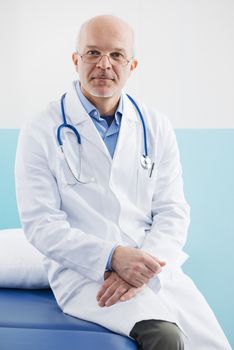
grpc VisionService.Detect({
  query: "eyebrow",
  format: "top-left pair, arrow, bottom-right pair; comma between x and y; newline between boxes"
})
84,45 -> 126,53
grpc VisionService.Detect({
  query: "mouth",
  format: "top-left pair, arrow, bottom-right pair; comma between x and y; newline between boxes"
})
91,76 -> 115,81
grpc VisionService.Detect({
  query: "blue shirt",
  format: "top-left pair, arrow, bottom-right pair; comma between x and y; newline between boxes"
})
75,81 -> 120,270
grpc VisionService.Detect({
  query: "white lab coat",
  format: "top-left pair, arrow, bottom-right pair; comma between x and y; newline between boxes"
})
15,81 -> 231,349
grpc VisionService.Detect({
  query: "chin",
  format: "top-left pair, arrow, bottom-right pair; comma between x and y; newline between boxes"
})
89,88 -> 115,98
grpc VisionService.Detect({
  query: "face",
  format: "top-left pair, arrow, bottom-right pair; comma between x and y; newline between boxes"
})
72,18 -> 138,102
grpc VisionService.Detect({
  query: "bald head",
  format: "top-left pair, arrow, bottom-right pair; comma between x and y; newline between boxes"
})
76,15 -> 135,57
72,15 -> 138,105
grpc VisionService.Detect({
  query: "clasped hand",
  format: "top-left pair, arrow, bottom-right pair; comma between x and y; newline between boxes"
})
97,246 -> 166,307
97,271 -> 144,307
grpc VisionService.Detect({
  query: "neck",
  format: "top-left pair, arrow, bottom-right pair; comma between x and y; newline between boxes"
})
90,97 -> 119,116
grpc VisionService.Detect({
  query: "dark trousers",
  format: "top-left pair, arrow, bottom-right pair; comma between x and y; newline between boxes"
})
130,319 -> 184,350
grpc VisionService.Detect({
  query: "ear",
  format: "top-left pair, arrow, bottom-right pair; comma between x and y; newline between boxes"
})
127,58 -> 138,78
72,52 -> 79,71
130,58 -> 138,72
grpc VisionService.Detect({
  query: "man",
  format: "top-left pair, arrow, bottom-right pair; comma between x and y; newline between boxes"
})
15,15 -> 231,349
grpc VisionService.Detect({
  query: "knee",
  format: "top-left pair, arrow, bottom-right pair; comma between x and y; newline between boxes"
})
156,321 -> 184,348
130,319 -> 184,350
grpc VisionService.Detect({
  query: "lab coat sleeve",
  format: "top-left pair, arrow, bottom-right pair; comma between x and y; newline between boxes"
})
141,116 -> 190,268
15,121 -> 116,284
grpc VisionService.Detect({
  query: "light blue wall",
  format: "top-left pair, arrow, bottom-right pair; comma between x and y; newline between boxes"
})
0,130 -> 20,228
176,130 -> 234,347
0,129 -> 233,347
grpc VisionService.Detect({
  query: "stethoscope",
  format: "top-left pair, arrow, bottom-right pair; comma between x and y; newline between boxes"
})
57,93 -> 154,183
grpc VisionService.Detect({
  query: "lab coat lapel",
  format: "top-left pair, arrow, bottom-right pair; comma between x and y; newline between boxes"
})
110,93 -> 141,244
112,92 -> 140,169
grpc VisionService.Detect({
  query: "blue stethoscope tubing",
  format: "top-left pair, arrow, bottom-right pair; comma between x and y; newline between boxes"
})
126,94 -> 148,161
57,93 -> 81,146
57,92 -> 153,172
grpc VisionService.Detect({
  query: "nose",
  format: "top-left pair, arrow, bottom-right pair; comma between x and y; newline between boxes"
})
96,55 -> 112,69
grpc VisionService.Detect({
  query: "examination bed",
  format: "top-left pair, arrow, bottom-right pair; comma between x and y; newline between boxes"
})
0,288 -> 137,349
0,129 -> 233,349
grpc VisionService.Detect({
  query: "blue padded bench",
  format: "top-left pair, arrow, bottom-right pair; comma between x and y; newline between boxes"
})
0,129 -> 233,348
0,289 -> 137,349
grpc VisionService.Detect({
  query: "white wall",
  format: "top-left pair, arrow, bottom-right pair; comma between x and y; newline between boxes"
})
0,0 -> 233,128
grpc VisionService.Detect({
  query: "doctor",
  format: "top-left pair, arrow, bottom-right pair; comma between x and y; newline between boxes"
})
15,15 -> 231,350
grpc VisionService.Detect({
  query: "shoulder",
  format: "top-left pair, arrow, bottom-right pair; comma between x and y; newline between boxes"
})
17,99 -> 62,158
124,92 -> 172,130
131,98 -> 175,141
140,103 -> 172,128
130,99 -> 179,161
20,99 -> 61,136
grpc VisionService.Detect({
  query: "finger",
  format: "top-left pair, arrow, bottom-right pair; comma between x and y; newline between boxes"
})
120,286 -> 143,302
120,289 -> 136,302
105,284 -> 129,307
98,281 -> 120,307
96,277 -> 115,301
150,255 -> 166,267
140,268 -> 156,279
124,273 -> 149,288
145,258 -> 164,274
138,274 -> 150,285
128,278 -> 143,288
132,271 -> 151,286
97,284 -> 108,301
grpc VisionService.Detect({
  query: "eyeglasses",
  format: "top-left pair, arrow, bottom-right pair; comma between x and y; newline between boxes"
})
78,50 -> 133,66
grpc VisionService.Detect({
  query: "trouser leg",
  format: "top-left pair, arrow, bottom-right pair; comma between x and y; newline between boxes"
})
130,319 -> 184,350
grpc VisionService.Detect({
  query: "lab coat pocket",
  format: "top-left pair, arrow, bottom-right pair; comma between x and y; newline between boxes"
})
136,164 -> 157,209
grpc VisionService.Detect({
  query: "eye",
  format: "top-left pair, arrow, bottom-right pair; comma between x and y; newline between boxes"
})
86,50 -> 101,56
110,52 -> 125,60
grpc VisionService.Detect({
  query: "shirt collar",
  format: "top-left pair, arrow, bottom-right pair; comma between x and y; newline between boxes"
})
75,81 -> 122,126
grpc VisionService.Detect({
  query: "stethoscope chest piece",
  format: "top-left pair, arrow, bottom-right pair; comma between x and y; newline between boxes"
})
140,155 -> 152,169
